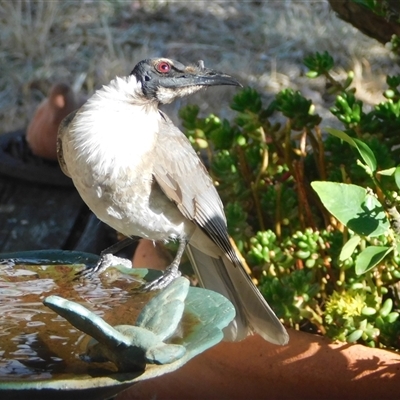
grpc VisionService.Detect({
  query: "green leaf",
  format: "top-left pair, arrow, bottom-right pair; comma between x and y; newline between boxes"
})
379,298 -> 393,317
339,235 -> 361,261
311,181 -> 390,237
326,128 -> 377,172
353,138 -> 377,172
306,71 -> 319,78
355,246 -> 393,275
347,329 -> 363,343
387,312 -> 399,323
361,306 -> 376,316
359,318 -> 368,330
394,166 -> 400,190
378,167 -> 396,176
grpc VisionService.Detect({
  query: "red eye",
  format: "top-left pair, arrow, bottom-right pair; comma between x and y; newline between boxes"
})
156,61 -> 171,73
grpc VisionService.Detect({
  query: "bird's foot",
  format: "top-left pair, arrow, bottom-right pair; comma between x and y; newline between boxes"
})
0,258 -> 16,267
142,264 -> 182,291
77,254 -> 133,280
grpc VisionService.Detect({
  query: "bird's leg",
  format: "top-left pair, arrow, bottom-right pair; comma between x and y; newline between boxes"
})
142,239 -> 186,291
78,236 -> 139,279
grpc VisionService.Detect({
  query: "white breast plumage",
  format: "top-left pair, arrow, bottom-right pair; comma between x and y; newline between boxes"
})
61,75 -> 187,240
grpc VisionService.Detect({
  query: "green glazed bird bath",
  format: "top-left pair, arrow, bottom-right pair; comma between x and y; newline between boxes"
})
0,250 -> 235,400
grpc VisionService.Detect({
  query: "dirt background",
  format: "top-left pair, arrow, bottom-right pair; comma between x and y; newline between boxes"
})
1,0 -> 399,135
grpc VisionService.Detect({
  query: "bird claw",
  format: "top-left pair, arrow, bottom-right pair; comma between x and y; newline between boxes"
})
0,258 -> 16,267
142,265 -> 182,291
77,254 -> 133,280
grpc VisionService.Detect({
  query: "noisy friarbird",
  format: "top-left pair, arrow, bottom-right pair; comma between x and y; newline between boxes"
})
58,58 -> 288,345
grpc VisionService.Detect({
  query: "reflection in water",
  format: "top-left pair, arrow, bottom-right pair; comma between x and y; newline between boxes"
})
0,264 -> 151,381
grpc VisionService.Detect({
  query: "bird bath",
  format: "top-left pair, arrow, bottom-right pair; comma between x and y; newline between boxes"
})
0,250 -> 235,400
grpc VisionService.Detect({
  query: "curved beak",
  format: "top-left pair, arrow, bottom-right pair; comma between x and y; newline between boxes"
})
165,64 -> 242,89
190,70 -> 242,87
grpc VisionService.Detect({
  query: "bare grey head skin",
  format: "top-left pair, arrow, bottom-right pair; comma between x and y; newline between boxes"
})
130,58 -> 241,104
58,57 -> 289,346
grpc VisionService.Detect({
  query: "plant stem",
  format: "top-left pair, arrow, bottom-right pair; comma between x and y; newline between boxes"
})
236,145 -> 266,231
275,182 -> 282,239
315,126 -> 327,180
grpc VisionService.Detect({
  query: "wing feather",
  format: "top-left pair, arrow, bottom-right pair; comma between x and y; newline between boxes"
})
153,112 -> 242,265
57,109 -> 79,177
153,114 -> 222,219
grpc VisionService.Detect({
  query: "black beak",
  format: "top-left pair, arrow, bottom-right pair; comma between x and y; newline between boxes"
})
165,66 -> 242,89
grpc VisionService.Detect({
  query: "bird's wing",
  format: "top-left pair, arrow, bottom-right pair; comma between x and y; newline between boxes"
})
153,114 -> 289,345
57,109 -> 79,177
153,113 -> 238,261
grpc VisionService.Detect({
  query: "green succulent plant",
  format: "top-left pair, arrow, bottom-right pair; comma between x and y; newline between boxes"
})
178,50 -> 400,350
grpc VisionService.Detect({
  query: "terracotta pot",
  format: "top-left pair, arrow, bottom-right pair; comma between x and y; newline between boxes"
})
26,83 -> 82,160
116,329 -> 400,400
132,239 -> 172,271
122,240 -> 400,400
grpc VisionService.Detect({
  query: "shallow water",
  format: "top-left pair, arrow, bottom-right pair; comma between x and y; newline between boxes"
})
0,263 -> 154,381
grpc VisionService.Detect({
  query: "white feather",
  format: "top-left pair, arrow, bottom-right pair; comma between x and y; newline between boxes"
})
62,75 -> 191,241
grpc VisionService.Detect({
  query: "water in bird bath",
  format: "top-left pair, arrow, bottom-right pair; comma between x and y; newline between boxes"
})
0,262 -> 158,381
0,251 -> 235,400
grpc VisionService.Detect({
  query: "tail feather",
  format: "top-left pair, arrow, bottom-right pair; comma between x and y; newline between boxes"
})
186,244 -> 289,345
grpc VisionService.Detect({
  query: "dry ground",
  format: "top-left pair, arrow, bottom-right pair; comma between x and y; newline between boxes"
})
0,0 -> 399,134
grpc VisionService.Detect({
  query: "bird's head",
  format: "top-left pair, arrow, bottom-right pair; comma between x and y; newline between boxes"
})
130,58 -> 241,104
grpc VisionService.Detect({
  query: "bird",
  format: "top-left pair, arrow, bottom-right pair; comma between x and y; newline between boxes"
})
57,58 -> 289,345
26,83 -> 80,160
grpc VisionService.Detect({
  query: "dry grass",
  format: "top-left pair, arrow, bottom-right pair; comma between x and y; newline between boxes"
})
1,0 -> 399,134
